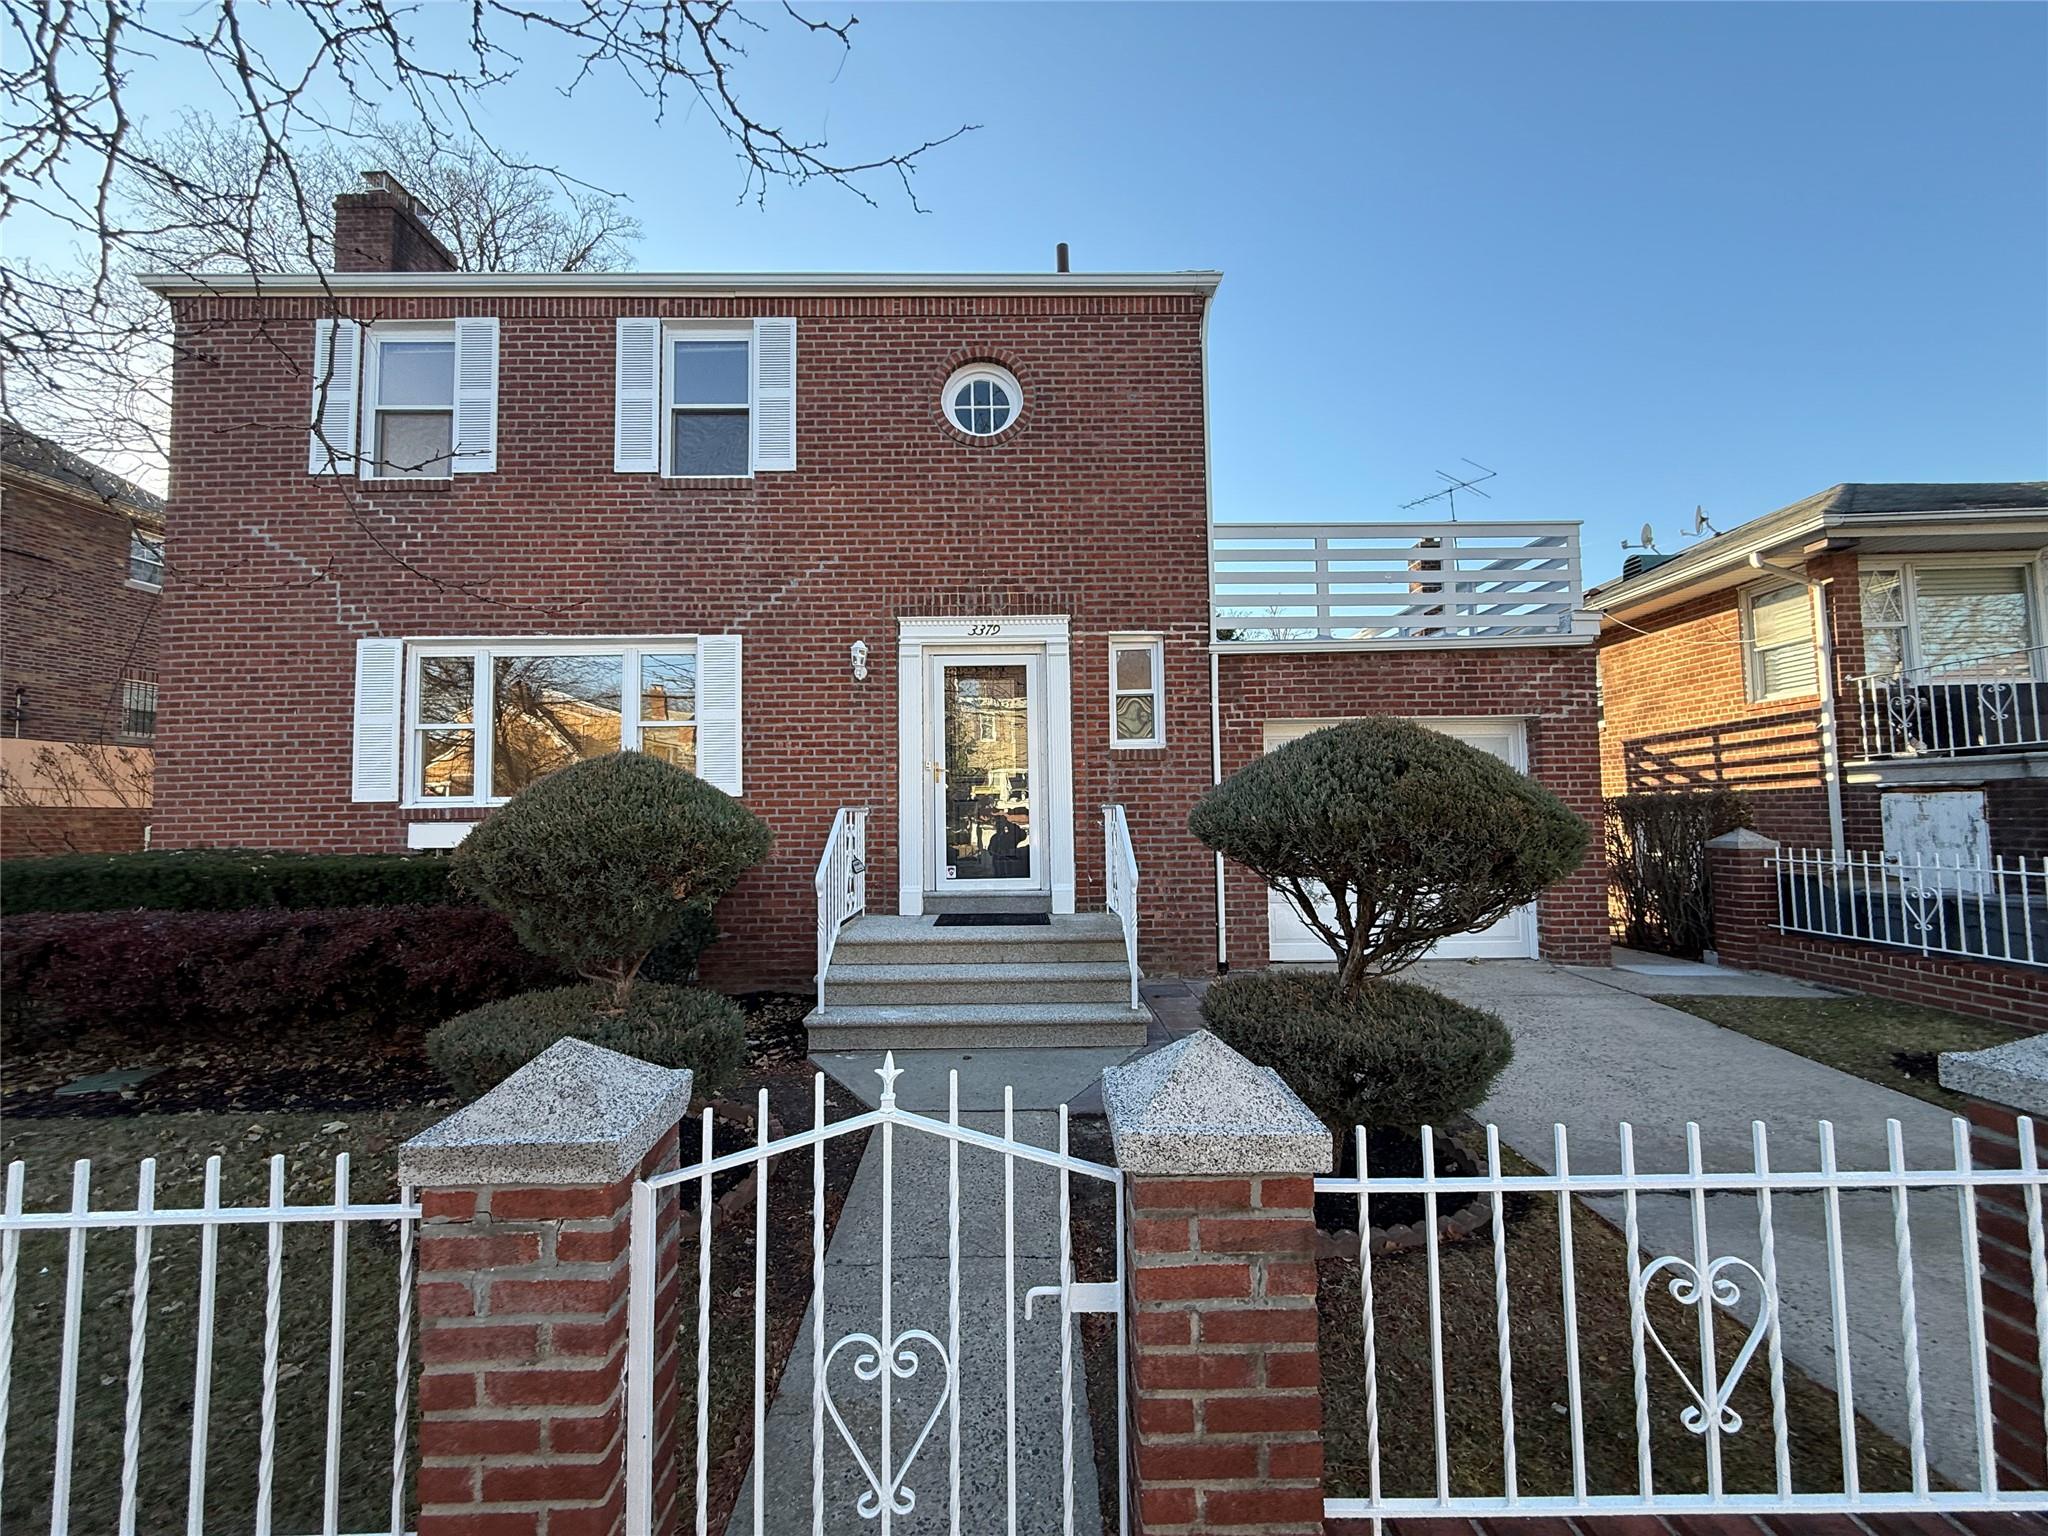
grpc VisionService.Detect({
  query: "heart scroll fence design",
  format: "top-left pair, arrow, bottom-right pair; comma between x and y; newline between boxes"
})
1637,1254 -> 1776,1436
820,1328 -> 955,1520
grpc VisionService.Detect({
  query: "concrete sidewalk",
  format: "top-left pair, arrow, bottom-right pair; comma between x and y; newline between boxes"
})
1414,958 -> 1981,1492
730,1055 -> 1112,1536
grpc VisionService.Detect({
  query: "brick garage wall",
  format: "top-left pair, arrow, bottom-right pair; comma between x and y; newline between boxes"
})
0,469 -> 160,746
155,292 -> 1221,985
1215,646 -> 1609,968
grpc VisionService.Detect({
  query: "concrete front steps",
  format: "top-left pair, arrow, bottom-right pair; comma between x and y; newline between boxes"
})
805,913 -> 1151,1050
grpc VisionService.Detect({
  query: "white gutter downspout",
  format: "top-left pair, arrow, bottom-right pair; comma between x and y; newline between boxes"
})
1811,577 -> 1847,860
1200,295 -> 1228,973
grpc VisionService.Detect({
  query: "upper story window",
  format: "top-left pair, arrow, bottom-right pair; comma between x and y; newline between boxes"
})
1863,560 -> 2039,678
119,674 -> 158,740
368,329 -> 455,478
127,528 -> 165,589
1109,635 -> 1165,748
945,364 -> 1022,437
667,333 -> 751,478
1742,581 -> 1818,702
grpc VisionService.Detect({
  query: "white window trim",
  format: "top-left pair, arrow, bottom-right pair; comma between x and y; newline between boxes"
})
402,636 -> 699,807
126,528 -> 165,591
1108,634 -> 1166,749
660,323 -> 752,480
943,362 -> 1023,437
359,320 -> 457,482
1740,579 -> 1818,703
1856,554 -> 2046,677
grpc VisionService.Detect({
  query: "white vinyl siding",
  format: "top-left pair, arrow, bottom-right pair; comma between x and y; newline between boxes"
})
1744,581 -> 1818,701
308,318 -> 362,474
374,636 -> 745,805
614,318 -> 798,476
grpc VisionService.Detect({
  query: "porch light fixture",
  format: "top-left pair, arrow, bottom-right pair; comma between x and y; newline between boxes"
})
850,640 -> 870,682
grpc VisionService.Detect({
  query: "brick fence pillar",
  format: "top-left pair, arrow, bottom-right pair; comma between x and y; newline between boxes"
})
1941,1038 -> 2048,1493
398,1038 -> 691,1536
1102,1030 -> 1334,1535
1704,826 -> 1781,970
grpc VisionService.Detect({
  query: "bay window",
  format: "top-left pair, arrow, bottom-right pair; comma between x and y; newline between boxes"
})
406,641 -> 697,804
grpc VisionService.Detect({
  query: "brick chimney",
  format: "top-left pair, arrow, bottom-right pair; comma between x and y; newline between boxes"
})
331,171 -> 458,274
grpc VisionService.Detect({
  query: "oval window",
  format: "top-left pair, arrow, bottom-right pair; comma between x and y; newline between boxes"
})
944,365 -> 1022,437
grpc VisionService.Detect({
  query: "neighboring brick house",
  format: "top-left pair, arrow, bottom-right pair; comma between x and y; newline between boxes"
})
141,177 -> 1606,1023
1593,482 -> 2048,1019
0,422 -> 164,856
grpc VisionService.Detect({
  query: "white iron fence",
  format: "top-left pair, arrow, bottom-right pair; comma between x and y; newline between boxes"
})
1210,520 -> 1587,646
1318,1115 -> 2048,1520
1775,846 -> 2047,968
814,806 -> 868,1010
624,1058 -> 1125,1536
1101,804 -> 1140,1010
0,1153 -> 418,1535
1853,645 -> 2048,760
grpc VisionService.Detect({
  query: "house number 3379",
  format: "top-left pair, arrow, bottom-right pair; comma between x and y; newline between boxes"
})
968,623 -> 1001,637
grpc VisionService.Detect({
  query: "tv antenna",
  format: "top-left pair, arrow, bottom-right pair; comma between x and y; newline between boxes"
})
1683,504 -> 1721,539
1399,459 -> 1497,520
1621,521 -> 1658,553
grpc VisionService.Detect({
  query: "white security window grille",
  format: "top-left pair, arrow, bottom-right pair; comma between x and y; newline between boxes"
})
126,528 -> 164,589
1108,637 -> 1164,747
665,332 -> 750,478
404,641 -> 702,805
1744,581 -> 1817,701
365,329 -> 455,478
119,675 -> 158,739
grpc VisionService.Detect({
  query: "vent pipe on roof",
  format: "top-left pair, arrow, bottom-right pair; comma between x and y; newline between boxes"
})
1055,242 -> 1070,274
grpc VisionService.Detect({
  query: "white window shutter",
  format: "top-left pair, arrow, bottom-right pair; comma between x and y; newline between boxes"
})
351,638 -> 404,802
451,316 -> 499,474
750,317 -> 797,472
308,318 -> 362,474
695,634 -> 743,795
614,317 -> 662,472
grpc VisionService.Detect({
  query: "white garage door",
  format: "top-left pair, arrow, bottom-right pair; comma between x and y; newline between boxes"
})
1264,717 -> 1540,963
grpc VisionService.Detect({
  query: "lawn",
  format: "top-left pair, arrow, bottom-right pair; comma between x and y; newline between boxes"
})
1317,1137 -> 1922,1504
1652,993 -> 2031,1111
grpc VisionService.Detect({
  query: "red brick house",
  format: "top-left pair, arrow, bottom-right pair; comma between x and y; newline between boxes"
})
141,179 -> 1606,1038
0,422 -> 164,856
1593,482 -> 2048,1021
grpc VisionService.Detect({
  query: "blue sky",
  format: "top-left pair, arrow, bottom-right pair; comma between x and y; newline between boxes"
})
39,3 -> 2048,578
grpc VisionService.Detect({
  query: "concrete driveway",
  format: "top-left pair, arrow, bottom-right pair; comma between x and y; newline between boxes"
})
1413,958 -> 1986,1494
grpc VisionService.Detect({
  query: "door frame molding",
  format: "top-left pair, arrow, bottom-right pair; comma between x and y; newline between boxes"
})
897,614 -> 1074,916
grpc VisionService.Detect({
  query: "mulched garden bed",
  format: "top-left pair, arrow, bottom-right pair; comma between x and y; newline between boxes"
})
0,990 -> 818,1118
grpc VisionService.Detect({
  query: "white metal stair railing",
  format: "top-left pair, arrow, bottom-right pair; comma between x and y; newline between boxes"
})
814,807 -> 868,1011
623,1055 -> 1127,1536
1102,804 -> 1140,1010
1317,1115 -> 2048,1520
0,1153 -> 419,1536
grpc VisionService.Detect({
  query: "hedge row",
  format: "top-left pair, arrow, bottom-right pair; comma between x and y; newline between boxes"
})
1,905 -> 558,1043
0,848 -> 461,915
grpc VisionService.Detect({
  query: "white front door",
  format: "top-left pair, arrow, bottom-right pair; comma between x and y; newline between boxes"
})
928,652 -> 1048,895
1263,717 -> 1541,962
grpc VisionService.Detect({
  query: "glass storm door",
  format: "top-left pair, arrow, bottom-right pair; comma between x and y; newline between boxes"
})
929,655 -> 1045,893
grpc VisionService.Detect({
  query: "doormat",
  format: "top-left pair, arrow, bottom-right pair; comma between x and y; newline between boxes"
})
933,912 -> 1051,927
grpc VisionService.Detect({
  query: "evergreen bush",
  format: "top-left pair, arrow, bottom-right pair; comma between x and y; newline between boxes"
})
426,981 -> 747,1101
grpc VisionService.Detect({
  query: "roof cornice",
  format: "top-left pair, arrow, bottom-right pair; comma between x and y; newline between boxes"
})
137,269 -> 1224,298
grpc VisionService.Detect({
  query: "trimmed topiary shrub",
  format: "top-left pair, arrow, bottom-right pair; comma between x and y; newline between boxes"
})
1190,717 -> 1587,990
1200,970 -> 1513,1132
426,981 -> 748,1102
0,847 -> 462,915
0,904 -> 557,1043
452,752 -> 772,1004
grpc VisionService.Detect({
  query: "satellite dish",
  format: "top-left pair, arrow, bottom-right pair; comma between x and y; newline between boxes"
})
1641,522 -> 1656,549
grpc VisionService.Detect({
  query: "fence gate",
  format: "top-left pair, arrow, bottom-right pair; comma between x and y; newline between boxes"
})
624,1057 -> 1126,1536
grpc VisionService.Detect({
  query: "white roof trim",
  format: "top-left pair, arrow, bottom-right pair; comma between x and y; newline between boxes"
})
138,269 -> 1224,298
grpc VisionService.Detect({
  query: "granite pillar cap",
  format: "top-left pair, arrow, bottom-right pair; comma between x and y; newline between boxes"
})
400,1037 -> 693,1188
1102,1030 -> 1333,1175
1705,827 -> 1780,851
1940,1037 -> 2048,1118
